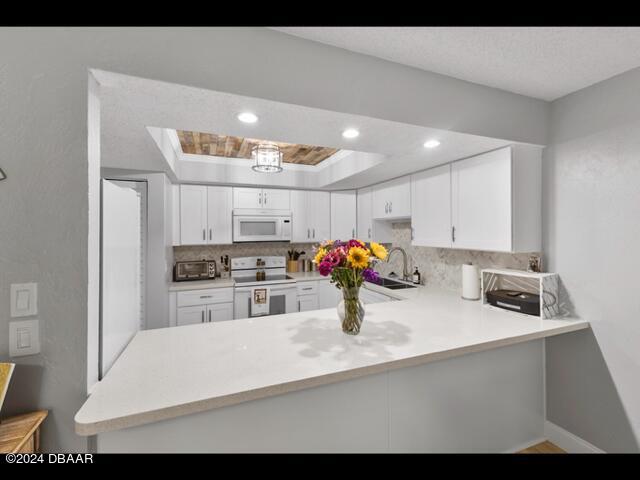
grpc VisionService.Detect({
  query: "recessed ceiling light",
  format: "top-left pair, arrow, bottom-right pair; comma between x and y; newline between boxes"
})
423,139 -> 440,149
237,112 -> 258,124
342,128 -> 359,139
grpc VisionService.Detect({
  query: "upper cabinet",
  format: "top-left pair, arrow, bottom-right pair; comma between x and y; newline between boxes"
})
233,187 -> 290,210
179,185 -> 232,245
372,176 -> 411,220
411,164 -> 453,248
291,190 -> 330,243
330,190 -> 357,241
411,146 -> 541,253
357,188 -> 392,243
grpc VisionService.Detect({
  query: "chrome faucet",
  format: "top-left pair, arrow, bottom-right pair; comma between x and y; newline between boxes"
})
386,247 -> 410,282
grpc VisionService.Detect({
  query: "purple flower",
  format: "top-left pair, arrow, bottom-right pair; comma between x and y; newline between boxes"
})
318,261 -> 333,276
362,268 -> 380,284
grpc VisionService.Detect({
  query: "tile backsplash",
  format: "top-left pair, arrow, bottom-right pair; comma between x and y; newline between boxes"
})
374,222 -> 539,292
174,222 -> 539,293
174,243 -> 317,263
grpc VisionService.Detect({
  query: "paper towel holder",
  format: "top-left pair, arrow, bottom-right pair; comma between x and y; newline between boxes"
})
461,263 -> 481,301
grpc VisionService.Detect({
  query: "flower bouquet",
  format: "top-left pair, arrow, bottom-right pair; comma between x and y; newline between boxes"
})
313,239 -> 388,335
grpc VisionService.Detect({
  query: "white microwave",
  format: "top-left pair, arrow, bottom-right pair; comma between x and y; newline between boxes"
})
232,210 -> 292,243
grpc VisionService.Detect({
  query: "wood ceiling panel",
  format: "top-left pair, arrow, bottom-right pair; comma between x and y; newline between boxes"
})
176,130 -> 339,166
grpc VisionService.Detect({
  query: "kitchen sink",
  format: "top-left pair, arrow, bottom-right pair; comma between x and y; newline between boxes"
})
368,277 -> 417,290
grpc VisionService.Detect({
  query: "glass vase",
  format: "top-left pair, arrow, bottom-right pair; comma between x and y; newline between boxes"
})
337,286 -> 365,335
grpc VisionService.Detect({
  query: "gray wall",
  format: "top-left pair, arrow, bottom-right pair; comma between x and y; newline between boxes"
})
0,27 -> 548,452
544,66 -> 640,452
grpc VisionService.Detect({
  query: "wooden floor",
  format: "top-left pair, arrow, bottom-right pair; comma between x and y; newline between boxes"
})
518,441 -> 565,453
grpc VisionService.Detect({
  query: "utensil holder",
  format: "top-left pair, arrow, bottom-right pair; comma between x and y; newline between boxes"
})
287,260 -> 299,273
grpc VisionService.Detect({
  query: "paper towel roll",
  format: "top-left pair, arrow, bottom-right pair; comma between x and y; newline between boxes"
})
461,263 -> 480,300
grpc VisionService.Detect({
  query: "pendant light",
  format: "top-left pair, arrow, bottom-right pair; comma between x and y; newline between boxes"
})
251,143 -> 283,173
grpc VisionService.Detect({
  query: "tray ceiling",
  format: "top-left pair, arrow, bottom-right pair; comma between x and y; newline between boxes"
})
177,130 -> 339,166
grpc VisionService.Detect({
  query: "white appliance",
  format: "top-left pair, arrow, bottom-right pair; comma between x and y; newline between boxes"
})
232,256 -> 297,319
100,179 -> 146,378
232,209 -> 292,243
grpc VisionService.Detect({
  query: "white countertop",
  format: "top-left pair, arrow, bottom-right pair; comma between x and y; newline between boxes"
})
286,271 -> 328,282
169,279 -> 235,291
76,285 -> 589,436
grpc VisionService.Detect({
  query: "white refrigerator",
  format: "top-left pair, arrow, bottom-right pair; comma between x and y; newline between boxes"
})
100,179 -> 147,378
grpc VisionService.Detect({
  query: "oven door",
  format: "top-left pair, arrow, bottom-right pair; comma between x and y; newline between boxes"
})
233,215 -> 290,242
234,284 -> 297,319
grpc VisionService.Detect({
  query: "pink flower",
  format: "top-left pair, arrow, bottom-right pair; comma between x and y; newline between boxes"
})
325,252 -> 343,267
318,261 -> 333,276
347,239 -> 364,249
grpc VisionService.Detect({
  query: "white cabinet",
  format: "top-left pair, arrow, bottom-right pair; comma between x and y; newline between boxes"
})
179,185 -> 232,245
409,145 -> 541,253
372,176 -> 411,220
174,287 -> 234,327
180,185 -> 208,245
318,280 -> 340,309
357,188 -> 392,244
233,187 -> 290,210
298,295 -> 319,312
176,305 -> 207,326
411,164 -> 453,248
291,190 -> 330,242
330,190 -> 357,240
360,287 -> 395,305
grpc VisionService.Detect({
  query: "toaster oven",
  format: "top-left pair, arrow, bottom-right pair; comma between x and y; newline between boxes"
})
174,260 -> 217,281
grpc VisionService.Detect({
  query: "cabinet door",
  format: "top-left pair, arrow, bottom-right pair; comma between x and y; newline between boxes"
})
262,188 -> 290,210
233,187 -> 262,209
177,305 -> 206,326
290,190 -> 310,242
411,165 -> 452,248
207,303 -> 234,323
207,186 -> 233,244
357,188 -> 373,241
298,295 -> 319,312
360,288 -> 392,304
330,190 -> 357,241
318,281 -> 340,309
180,185 -> 208,245
452,148 -> 512,252
310,191 -> 331,242
371,182 -> 390,219
387,176 -> 411,218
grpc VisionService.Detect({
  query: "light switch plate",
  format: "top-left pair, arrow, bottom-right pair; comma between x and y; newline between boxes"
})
10,283 -> 37,317
9,319 -> 40,357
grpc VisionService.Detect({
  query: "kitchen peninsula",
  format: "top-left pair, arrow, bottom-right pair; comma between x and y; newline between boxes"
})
75,282 -> 588,453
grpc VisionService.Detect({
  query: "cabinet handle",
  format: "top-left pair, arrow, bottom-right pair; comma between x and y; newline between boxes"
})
368,227 -> 371,239
389,202 -> 392,213
200,295 -> 213,299
313,228 -> 315,238
385,202 -> 388,214
202,229 -> 206,241
307,228 -> 310,239
302,287 -> 312,291
452,226 -> 456,243
264,192 -> 267,205
209,310 -> 212,322
352,228 -> 355,238
258,192 -> 262,205
209,228 -> 212,241
201,310 -> 205,323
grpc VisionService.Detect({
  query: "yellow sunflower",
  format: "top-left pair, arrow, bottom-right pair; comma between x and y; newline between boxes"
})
313,247 -> 327,264
347,246 -> 370,269
370,242 -> 388,260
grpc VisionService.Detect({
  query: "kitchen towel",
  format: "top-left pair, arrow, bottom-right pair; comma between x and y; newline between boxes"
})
461,263 -> 481,300
250,287 -> 270,317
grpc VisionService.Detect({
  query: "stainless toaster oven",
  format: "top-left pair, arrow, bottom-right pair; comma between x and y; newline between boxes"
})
174,260 -> 217,281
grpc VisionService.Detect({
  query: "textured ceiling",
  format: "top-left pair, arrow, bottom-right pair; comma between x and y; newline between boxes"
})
272,27 -> 640,100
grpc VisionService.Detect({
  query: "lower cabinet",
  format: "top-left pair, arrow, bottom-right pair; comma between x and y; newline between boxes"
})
318,280 -> 341,309
298,280 -> 341,312
298,294 -> 319,312
359,287 -> 395,305
173,287 -> 234,327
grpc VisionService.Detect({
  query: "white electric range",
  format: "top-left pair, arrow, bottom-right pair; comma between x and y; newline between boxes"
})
231,256 -> 298,319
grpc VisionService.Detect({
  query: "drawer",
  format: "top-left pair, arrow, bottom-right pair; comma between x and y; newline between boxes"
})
177,288 -> 233,307
296,281 -> 318,296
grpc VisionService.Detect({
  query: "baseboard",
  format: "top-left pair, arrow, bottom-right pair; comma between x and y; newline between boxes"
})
544,421 -> 605,453
504,436 -> 547,453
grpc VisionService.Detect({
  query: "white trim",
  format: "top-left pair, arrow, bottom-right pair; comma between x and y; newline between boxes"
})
504,437 -> 547,453
544,421 -> 605,453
